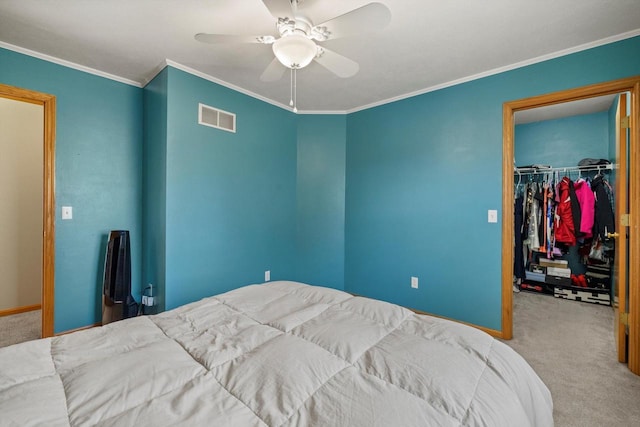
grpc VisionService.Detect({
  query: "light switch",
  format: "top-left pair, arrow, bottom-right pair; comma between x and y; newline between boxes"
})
488,209 -> 498,223
62,206 -> 73,220
411,276 -> 418,289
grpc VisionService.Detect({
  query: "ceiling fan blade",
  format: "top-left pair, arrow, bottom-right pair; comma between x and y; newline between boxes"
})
262,0 -> 294,19
260,58 -> 287,82
315,3 -> 391,40
195,33 -> 263,44
314,48 -> 359,78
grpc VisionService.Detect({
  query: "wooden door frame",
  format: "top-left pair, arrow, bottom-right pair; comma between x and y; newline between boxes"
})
501,76 -> 640,375
0,83 -> 56,338
615,93 -> 628,363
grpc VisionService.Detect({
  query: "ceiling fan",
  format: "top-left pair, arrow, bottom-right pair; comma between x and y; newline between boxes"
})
195,0 -> 391,110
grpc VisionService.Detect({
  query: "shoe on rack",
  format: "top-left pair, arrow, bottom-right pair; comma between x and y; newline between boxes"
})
578,274 -> 588,288
571,274 -> 580,287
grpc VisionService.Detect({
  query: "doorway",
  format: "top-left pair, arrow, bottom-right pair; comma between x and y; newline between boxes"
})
0,97 -> 43,327
0,83 -> 56,338
501,76 -> 640,375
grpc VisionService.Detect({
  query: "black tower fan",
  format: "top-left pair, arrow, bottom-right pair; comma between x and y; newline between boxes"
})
102,230 -> 138,324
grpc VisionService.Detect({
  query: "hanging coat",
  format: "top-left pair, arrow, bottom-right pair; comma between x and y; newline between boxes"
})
591,175 -> 615,240
574,179 -> 595,239
568,179 -> 582,239
555,177 -> 576,246
524,183 -> 541,250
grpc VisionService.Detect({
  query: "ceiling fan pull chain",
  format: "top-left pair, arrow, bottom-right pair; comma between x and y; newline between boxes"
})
289,68 -> 294,107
293,68 -> 298,113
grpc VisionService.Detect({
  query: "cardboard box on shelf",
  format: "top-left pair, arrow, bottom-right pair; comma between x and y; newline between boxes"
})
539,258 -> 569,268
547,266 -> 571,278
545,275 -> 572,287
525,271 -> 546,282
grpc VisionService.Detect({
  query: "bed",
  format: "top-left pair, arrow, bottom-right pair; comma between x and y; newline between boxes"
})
0,280 -> 553,426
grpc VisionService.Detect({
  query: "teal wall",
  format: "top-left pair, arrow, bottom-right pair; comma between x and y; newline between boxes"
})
345,84 -> 505,328
161,67 -> 298,310
515,111 -> 609,167
142,68 -> 168,311
2,34 -> 639,334
0,48 -> 143,333
295,115 -> 346,289
143,71 -> 347,309
345,36 -> 640,330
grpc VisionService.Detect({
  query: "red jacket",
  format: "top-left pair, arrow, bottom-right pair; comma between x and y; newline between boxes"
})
555,177 -> 576,245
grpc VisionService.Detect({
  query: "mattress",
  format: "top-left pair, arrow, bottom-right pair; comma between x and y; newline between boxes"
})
0,281 -> 553,426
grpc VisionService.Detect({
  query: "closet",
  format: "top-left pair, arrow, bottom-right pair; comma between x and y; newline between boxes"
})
513,96 -> 621,307
513,164 -> 615,305
503,77 -> 640,373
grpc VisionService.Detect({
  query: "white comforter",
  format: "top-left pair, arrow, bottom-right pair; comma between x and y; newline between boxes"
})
0,281 -> 553,426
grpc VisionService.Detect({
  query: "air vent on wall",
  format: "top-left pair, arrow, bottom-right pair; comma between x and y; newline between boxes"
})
198,103 -> 236,133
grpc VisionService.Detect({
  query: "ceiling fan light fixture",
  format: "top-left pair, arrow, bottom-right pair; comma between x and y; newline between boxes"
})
272,33 -> 316,69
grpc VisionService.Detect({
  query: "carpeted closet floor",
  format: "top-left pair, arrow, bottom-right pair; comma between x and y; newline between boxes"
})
502,291 -> 640,427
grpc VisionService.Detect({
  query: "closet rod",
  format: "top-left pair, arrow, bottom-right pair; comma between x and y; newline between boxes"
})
514,163 -> 615,175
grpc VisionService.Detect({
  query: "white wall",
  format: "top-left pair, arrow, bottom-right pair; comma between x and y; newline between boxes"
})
0,97 -> 43,310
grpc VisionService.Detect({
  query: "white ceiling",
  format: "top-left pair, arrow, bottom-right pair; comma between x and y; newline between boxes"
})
515,94 -> 618,125
0,0 -> 639,113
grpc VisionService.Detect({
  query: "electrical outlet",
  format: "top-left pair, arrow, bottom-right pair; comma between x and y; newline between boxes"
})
265,270 -> 271,282
411,276 -> 419,289
142,295 -> 155,306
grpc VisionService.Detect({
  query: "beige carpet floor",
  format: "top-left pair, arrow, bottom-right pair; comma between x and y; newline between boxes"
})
0,309 -> 41,348
502,291 -> 640,427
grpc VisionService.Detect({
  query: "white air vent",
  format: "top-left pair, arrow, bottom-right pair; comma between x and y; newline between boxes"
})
198,103 -> 236,133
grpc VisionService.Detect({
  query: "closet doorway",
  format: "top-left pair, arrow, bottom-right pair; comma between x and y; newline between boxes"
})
501,76 -> 640,375
0,83 -> 56,338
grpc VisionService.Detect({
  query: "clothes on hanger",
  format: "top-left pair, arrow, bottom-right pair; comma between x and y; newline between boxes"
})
514,164 -> 616,299
514,167 -> 615,260
522,182 -> 541,252
591,174 -> 615,240
555,177 -> 576,246
573,179 -> 595,239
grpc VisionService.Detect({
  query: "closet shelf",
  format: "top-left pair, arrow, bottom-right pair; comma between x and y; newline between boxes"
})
514,163 -> 616,175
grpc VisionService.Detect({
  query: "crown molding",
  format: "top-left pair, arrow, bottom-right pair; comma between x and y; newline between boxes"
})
0,41 -> 141,87
142,60 -> 349,115
346,29 -> 640,114
3,28 -> 639,114
144,60 -> 290,111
